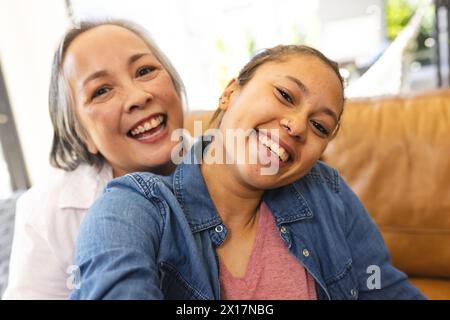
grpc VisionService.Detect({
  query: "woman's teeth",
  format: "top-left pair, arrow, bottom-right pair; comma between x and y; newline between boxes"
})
130,115 -> 164,137
258,134 -> 290,162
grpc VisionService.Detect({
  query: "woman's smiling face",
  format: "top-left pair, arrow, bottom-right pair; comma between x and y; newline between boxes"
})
63,25 -> 183,177
217,54 -> 344,190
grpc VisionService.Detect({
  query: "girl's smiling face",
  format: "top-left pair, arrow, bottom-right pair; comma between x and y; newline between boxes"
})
216,54 -> 344,190
63,25 -> 183,177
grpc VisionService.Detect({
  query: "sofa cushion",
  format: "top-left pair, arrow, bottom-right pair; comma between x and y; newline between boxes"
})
410,277 -> 450,300
322,89 -> 450,279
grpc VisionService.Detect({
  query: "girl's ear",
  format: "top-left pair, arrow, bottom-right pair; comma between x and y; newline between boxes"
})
218,78 -> 238,111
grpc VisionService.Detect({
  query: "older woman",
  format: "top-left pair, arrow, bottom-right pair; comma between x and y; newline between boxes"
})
3,19 -> 185,299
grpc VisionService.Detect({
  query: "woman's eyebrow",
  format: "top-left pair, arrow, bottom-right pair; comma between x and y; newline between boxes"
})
81,70 -> 109,89
128,52 -> 152,65
80,53 -> 153,90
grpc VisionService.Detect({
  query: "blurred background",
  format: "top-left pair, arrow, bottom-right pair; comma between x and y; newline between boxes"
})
0,0 -> 448,197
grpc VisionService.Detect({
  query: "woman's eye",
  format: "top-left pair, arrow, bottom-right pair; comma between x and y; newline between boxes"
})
92,86 -> 110,99
311,120 -> 330,137
276,88 -> 294,104
136,66 -> 155,77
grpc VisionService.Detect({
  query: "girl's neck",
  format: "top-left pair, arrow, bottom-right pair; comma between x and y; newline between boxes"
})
200,160 -> 263,231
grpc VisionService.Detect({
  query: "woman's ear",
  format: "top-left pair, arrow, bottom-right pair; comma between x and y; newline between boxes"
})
84,134 -> 99,155
219,78 -> 238,111
76,122 -> 99,155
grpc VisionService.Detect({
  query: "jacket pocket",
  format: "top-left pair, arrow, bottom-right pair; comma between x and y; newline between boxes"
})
159,261 -> 208,300
325,259 -> 359,300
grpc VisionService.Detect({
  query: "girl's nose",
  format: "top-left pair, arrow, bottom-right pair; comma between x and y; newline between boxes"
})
280,117 -> 307,141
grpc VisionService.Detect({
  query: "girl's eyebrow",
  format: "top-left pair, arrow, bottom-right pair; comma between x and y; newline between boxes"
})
316,107 -> 339,125
285,75 -> 310,96
285,75 -> 338,124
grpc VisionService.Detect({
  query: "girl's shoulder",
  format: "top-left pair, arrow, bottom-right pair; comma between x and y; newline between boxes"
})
300,160 -> 341,193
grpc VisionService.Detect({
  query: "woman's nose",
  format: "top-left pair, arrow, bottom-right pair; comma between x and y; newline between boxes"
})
124,84 -> 153,113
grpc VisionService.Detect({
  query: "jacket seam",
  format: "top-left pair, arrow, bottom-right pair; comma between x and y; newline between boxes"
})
159,261 -> 209,300
324,258 -> 353,286
304,166 -> 340,193
126,173 -> 167,241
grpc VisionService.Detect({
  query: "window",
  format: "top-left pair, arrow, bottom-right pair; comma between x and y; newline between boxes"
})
0,62 -> 29,198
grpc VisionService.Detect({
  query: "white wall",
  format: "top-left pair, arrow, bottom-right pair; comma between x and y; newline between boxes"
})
0,0 -> 70,185
318,0 -> 386,63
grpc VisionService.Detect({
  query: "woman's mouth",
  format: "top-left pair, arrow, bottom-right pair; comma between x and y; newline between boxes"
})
127,114 -> 167,142
257,130 -> 291,163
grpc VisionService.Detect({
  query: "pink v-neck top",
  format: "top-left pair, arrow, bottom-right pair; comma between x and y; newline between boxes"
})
219,202 -> 317,300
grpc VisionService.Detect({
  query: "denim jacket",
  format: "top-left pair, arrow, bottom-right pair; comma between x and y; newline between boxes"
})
71,138 -> 425,300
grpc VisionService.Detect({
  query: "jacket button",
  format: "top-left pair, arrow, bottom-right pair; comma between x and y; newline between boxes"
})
302,248 -> 310,257
215,225 -> 224,233
351,289 -> 358,297
280,226 -> 287,234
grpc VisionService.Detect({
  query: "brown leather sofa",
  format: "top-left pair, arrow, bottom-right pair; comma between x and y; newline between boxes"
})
184,88 -> 450,300
322,89 -> 450,300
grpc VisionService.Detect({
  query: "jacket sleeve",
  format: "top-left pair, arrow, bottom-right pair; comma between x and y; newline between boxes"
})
70,176 -> 165,300
338,175 -> 427,300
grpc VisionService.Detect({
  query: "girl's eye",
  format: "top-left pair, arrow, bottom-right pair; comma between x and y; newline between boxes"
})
276,88 -> 294,104
92,86 -> 111,99
136,66 -> 155,77
311,120 -> 330,137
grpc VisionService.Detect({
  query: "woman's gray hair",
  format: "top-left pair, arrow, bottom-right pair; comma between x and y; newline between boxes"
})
49,19 -> 187,171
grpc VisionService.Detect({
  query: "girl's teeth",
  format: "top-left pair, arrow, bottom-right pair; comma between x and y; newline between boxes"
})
258,134 -> 289,162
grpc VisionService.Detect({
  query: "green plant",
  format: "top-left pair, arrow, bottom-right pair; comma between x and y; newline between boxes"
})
386,0 -> 416,41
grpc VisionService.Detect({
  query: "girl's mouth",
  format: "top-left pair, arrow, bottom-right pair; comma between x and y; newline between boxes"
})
127,114 -> 167,141
256,130 -> 292,163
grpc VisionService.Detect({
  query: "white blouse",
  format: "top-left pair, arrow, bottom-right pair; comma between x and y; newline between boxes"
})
2,163 -> 112,300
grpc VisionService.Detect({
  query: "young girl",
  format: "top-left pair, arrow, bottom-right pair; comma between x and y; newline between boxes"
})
3,20 -> 185,299
71,45 -> 425,300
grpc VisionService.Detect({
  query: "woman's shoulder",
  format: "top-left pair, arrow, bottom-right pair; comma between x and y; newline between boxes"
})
19,163 -> 112,227
27,162 -> 107,190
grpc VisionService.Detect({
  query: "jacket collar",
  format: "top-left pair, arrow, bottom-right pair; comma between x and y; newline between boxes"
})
57,163 -> 113,210
172,137 -> 314,232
